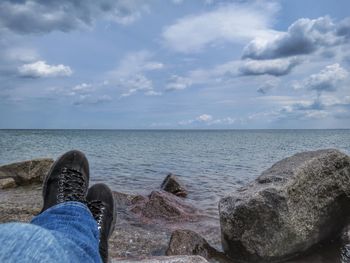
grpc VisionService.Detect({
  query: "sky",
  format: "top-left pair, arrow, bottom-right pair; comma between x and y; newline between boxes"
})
0,0 -> 350,129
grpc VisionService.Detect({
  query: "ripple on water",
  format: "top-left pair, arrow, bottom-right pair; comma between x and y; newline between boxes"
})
1,129 -> 350,216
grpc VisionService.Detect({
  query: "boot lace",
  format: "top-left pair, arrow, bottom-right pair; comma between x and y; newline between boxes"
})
88,200 -> 106,231
57,167 -> 86,203
87,200 -> 110,263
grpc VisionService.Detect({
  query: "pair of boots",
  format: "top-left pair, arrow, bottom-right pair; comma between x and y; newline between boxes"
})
40,150 -> 115,263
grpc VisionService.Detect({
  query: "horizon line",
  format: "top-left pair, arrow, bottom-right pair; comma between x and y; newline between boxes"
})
1,128 -> 350,131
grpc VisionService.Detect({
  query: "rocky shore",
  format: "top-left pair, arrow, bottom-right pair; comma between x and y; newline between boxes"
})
1,149 -> 350,263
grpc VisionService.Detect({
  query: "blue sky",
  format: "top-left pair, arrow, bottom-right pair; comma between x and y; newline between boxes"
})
0,0 -> 350,129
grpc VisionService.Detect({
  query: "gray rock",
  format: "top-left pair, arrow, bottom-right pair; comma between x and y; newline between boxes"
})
0,178 -> 17,189
219,149 -> 350,262
130,190 -> 200,223
0,158 -> 54,185
161,174 -> 188,197
113,255 -> 209,263
166,230 -> 231,263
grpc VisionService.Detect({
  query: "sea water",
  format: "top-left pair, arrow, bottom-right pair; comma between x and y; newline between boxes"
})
1,129 -> 350,218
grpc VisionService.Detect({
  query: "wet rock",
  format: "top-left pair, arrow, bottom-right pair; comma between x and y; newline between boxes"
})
161,174 -> 188,197
219,149 -> 350,262
130,190 -> 200,223
166,230 -> 231,263
0,178 -> 17,189
0,158 -> 54,185
113,255 -> 209,262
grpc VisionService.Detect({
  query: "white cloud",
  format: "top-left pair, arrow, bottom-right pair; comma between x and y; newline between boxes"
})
257,78 -> 280,94
106,0 -> 150,25
296,64 -> 348,93
166,75 -> 192,91
145,90 -> 162,96
120,74 -> 154,97
18,60 -> 72,78
108,51 -> 164,97
251,92 -> 350,122
242,16 -> 342,60
143,62 -> 164,70
111,51 -> 163,77
239,57 -> 300,76
179,114 -> 237,126
73,94 -> 112,106
48,81 -> 114,106
72,83 -> 93,94
197,114 -> 213,122
162,2 -> 278,52
166,60 -> 241,91
0,0 -> 149,35
4,47 -> 39,63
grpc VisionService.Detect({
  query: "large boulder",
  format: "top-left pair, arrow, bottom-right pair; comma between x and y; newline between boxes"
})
0,158 -> 54,186
161,174 -> 188,197
219,149 -> 350,262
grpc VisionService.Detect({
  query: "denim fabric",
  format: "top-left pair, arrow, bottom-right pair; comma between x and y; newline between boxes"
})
0,202 -> 102,263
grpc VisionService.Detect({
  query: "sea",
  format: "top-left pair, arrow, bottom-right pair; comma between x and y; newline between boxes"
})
1,129 -> 350,218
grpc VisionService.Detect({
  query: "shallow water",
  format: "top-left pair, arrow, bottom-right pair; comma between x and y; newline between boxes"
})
1,129 -> 350,218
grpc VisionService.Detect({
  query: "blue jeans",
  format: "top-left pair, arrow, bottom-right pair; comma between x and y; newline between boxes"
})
0,202 -> 102,263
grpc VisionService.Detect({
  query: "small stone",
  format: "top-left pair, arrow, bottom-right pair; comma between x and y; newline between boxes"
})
0,178 -> 17,189
166,230 -> 230,263
161,174 -> 188,197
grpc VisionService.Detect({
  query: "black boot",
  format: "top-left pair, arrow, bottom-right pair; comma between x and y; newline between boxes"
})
40,150 -> 89,213
87,183 -> 116,263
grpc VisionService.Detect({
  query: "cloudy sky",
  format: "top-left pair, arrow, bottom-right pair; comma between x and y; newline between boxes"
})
0,0 -> 350,129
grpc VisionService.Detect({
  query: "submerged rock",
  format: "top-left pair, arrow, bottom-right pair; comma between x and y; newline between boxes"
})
161,174 -> 188,197
219,149 -> 350,262
0,158 -> 54,186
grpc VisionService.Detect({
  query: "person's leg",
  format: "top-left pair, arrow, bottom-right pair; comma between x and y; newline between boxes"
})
0,222 -> 69,263
31,201 -> 101,263
0,202 -> 101,263
0,150 -> 115,262
0,150 -> 102,263
87,183 -> 116,263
